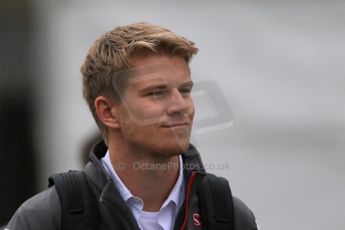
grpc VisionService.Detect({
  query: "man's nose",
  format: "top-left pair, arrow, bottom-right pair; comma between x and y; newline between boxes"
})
166,88 -> 190,116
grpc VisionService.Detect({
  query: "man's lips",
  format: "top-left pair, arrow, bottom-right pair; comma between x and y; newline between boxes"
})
161,122 -> 189,128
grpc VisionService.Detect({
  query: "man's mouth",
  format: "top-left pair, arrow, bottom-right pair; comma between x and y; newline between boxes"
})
161,122 -> 189,128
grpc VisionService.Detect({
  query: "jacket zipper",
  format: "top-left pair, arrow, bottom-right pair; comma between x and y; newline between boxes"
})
180,171 -> 198,230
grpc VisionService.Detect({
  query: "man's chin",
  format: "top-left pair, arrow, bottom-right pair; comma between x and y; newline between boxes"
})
142,139 -> 188,156
161,141 -> 190,155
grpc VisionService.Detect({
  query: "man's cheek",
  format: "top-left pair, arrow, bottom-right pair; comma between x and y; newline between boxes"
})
189,105 -> 195,119
130,107 -> 165,125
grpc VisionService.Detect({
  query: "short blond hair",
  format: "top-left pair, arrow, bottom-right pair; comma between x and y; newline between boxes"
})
81,22 -> 198,141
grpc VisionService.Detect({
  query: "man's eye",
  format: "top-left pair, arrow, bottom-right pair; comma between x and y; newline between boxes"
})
148,90 -> 167,97
179,88 -> 192,96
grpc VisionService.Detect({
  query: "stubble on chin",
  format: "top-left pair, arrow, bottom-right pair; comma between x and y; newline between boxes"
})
140,139 -> 190,160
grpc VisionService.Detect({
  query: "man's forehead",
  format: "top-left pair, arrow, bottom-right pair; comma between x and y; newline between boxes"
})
129,71 -> 166,85
115,63 -> 190,86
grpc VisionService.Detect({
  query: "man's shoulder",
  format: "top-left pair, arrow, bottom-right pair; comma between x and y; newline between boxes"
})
197,172 -> 258,229
19,186 -> 60,211
233,196 -> 258,230
6,187 -> 61,230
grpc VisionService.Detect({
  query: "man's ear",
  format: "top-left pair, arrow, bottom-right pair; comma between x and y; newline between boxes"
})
94,96 -> 120,129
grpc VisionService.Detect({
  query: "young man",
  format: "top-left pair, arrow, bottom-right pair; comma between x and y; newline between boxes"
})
6,22 -> 258,230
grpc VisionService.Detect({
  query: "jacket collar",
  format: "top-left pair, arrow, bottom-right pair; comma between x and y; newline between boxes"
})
85,140 -> 206,191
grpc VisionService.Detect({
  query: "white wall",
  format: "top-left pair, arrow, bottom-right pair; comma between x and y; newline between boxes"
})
32,1 -> 345,229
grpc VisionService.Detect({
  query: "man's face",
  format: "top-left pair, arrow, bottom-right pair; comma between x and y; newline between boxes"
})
114,55 -> 194,156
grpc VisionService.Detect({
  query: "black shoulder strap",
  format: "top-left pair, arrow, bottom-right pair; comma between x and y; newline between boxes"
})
48,170 -> 98,230
198,174 -> 235,230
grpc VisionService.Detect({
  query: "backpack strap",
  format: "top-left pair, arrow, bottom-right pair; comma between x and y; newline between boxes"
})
48,170 -> 98,230
198,174 -> 236,230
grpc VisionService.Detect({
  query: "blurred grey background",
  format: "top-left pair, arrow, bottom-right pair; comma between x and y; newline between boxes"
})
1,0 -> 344,229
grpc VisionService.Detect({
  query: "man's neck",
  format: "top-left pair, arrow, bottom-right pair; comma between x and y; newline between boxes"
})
108,142 -> 180,212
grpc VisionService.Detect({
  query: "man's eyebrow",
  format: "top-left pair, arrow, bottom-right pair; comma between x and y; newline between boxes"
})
180,81 -> 194,88
139,83 -> 169,92
137,81 -> 194,93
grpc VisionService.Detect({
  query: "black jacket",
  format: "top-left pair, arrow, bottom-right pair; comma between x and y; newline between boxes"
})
7,141 -> 258,230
